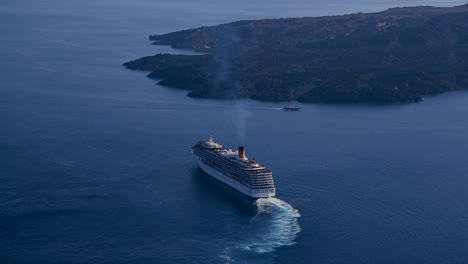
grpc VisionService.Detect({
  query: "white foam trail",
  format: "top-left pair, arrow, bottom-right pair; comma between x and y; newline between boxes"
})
245,198 -> 301,253
221,197 -> 301,262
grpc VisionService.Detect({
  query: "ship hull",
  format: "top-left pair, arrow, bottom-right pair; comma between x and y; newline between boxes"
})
195,157 -> 275,198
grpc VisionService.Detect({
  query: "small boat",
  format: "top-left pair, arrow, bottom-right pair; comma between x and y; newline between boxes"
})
282,106 -> 301,111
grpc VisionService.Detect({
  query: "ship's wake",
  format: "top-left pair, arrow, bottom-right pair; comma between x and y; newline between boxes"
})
246,198 -> 301,253
221,198 -> 301,262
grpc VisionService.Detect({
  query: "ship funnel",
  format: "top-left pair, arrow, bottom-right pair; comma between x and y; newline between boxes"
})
238,146 -> 246,159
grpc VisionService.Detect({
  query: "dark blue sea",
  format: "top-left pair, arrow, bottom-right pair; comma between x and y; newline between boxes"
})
1,0 -> 468,263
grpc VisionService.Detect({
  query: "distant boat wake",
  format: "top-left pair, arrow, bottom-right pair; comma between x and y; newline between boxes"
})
221,198 -> 301,262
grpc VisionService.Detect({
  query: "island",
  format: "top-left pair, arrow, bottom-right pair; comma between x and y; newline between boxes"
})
124,4 -> 468,104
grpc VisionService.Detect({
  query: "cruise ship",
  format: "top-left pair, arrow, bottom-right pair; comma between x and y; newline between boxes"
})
192,138 -> 276,198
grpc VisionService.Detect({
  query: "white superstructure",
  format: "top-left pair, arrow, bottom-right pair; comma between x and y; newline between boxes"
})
192,137 -> 276,198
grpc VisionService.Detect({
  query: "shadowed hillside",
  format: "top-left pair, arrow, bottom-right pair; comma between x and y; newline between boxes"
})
124,4 -> 468,104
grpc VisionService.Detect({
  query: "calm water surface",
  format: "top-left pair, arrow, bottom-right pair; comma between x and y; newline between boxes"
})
1,0 -> 468,263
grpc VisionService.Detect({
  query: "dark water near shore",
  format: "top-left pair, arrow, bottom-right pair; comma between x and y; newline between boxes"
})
1,0 -> 468,263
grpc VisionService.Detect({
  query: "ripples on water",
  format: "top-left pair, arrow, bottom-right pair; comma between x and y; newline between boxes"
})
2,0 -> 468,263
221,198 -> 301,263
